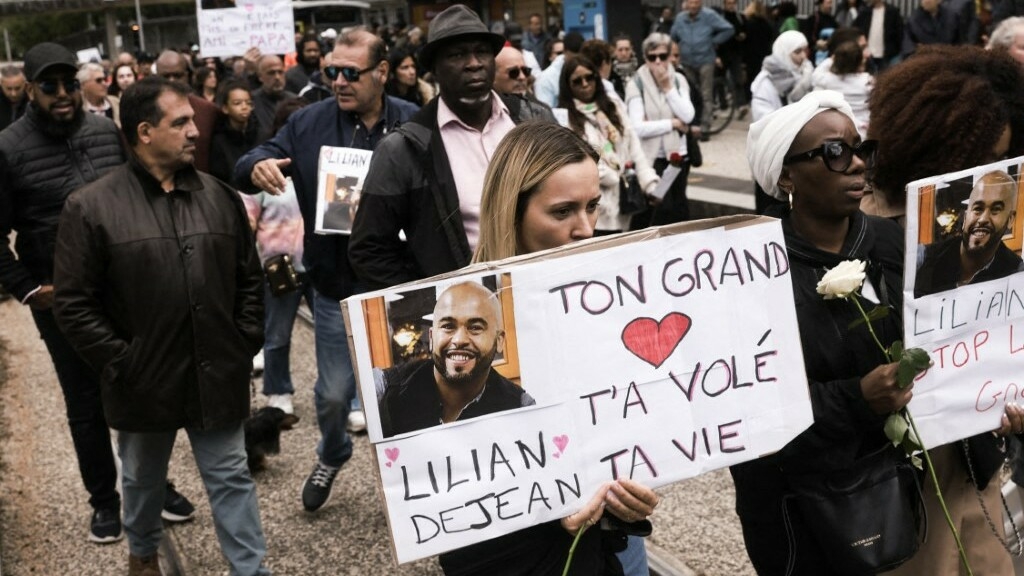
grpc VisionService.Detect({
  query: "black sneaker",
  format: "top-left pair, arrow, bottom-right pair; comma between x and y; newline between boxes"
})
89,507 -> 123,544
301,461 -> 340,512
161,481 -> 195,523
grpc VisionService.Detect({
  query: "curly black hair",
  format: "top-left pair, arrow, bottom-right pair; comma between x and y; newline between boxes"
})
868,45 -> 1024,208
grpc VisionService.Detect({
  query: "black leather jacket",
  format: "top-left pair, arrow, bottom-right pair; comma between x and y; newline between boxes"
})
53,160 -> 263,432
0,106 -> 124,301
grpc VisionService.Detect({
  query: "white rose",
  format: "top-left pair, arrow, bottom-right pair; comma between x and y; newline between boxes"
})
816,259 -> 866,300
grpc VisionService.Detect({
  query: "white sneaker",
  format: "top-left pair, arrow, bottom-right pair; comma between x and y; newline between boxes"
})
252,349 -> 265,374
267,394 -> 294,415
347,410 -> 366,433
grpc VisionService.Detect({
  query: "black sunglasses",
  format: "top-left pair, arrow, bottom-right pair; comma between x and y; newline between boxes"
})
571,73 -> 596,87
37,78 -> 80,96
646,52 -> 670,62
324,63 -> 378,82
783,139 -> 878,173
507,66 -> 532,79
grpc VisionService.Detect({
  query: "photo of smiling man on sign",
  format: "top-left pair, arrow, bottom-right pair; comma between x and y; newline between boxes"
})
377,280 -> 536,439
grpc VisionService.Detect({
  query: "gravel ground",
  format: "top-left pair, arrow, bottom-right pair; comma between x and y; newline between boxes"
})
0,297 -> 755,575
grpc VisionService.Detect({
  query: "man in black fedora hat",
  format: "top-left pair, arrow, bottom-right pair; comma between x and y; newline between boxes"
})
350,4 -> 546,289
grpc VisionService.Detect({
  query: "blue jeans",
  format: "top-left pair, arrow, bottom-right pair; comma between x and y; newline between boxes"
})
312,289 -> 355,467
617,535 -> 650,575
31,308 -> 120,512
119,423 -> 270,576
262,278 -> 314,396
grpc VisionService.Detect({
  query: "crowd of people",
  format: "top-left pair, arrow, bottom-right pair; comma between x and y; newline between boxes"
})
5,0 -> 1024,575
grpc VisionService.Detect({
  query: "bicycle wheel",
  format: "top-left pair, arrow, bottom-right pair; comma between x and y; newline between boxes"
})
707,77 -> 735,135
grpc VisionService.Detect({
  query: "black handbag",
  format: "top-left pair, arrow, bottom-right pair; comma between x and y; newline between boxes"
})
619,170 -> 647,216
782,445 -> 926,576
686,132 -> 703,168
263,254 -> 299,297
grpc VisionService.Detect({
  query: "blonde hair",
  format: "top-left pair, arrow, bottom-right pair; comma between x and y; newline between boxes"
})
473,122 -> 599,263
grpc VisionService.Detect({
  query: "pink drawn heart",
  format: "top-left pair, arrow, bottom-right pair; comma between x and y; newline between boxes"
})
385,462 -> 392,467
243,3 -> 254,11
385,447 -> 400,465
621,312 -> 692,368
553,435 -> 569,454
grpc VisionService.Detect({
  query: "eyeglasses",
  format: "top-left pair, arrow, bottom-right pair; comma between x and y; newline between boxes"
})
324,63 -> 378,82
783,139 -> 878,173
93,77 -> 106,85
507,66 -> 532,79
646,52 -> 670,62
36,78 -> 80,95
571,73 -> 596,87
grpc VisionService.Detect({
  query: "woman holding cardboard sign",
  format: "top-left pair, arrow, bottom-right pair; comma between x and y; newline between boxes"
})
452,122 -> 659,575
738,90 -> 919,575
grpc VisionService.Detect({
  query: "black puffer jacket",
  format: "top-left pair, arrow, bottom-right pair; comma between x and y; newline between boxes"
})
0,107 -> 124,301
52,161 -> 263,432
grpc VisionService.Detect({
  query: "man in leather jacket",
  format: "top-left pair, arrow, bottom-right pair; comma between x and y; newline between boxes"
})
53,76 -> 270,576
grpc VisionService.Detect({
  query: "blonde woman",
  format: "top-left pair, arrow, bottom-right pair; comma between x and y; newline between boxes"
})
467,122 -> 659,576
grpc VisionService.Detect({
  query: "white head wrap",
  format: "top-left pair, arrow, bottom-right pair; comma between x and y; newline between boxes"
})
772,30 -> 809,71
747,90 -> 857,201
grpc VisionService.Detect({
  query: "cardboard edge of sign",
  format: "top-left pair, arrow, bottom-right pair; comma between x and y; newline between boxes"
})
339,214 -> 775,566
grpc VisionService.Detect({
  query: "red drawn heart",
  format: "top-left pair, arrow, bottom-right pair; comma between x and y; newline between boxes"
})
621,312 -> 692,368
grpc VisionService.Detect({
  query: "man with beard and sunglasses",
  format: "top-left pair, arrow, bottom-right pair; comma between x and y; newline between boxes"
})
0,42 -> 126,544
914,170 -> 1024,298
377,281 -> 535,439
235,28 -> 418,513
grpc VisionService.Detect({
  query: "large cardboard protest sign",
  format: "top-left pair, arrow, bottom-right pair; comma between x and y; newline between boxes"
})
195,0 -> 294,59
342,215 -> 814,563
314,147 -> 372,235
904,156 -> 1024,448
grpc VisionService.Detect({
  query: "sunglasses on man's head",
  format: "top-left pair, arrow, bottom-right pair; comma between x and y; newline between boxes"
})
36,78 -> 80,95
324,64 -> 378,82
507,66 -> 532,79
783,139 -> 878,173
646,52 -> 670,62
571,73 -> 596,87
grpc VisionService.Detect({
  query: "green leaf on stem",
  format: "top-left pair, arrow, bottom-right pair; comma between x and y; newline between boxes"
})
884,413 -> 909,447
889,340 -> 904,361
847,305 -> 890,330
895,346 -> 931,389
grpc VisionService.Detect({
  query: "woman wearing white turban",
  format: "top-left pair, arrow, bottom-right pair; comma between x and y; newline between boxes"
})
749,30 -> 813,121
733,91 -> 914,574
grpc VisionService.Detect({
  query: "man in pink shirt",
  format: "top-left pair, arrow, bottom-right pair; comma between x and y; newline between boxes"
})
350,4 -> 541,289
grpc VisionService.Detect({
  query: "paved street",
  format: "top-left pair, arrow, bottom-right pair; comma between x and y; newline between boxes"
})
0,117 -> 759,576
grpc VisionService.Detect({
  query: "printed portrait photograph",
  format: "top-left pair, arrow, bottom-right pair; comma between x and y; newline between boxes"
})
321,173 -> 360,233
913,164 -> 1024,298
360,274 -> 534,439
